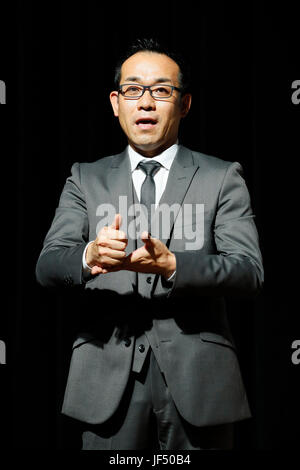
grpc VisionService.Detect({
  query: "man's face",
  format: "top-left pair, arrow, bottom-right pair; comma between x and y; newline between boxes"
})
110,52 -> 191,157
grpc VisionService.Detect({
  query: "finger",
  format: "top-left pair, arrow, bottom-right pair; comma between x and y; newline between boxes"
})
122,247 -> 144,265
141,231 -> 155,246
99,248 -> 127,260
110,213 -> 122,230
91,266 -> 108,275
141,231 -> 151,243
103,264 -> 124,273
97,238 -> 127,251
141,231 -> 157,249
99,226 -> 127,242
99,256 -> 127,270
98,234 -> 128,247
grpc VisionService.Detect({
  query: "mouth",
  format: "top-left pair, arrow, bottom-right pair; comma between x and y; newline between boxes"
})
135,118 -> 158,130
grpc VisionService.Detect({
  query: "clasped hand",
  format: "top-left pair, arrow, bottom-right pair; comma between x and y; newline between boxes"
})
86,214 -> 176,279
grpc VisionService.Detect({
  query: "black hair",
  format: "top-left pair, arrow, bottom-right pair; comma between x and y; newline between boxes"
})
114,37 -> 191,93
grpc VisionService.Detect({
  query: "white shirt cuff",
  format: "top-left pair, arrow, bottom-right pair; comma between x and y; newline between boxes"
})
167,270 -> 176,282
82,241 -> 94,275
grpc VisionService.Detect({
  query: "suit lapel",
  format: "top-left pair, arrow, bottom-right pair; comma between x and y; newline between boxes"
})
150,146 -> 199,297
152,145 -> 200,246
106,149 -> 132,217
106,149 -> 137,292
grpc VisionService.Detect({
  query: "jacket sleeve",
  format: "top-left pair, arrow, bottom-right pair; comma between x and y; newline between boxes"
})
35,162 -> 90,288
170,162 -> 264,298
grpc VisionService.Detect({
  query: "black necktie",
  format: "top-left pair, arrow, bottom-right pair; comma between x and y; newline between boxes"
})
138,160 -> 161,233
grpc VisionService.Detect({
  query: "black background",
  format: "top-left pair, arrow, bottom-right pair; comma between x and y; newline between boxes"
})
0,1 -> 299,450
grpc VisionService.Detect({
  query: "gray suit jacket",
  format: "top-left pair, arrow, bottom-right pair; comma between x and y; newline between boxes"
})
36,145 -> 264,427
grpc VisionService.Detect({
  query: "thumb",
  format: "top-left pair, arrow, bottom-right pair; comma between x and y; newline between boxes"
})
110,213 -> 122,230
141,231 -> 155,246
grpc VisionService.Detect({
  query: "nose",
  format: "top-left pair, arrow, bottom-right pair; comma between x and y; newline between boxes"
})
137,89 -> 156,110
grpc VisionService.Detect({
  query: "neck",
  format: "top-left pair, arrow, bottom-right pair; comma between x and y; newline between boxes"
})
128,138 -> 178,158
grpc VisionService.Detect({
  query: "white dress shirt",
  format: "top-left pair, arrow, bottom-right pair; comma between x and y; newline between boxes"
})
128,142 -> 178,207
83,142 -> 179,280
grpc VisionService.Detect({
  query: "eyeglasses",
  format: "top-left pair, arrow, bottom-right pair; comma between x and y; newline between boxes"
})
118,83 -> 182,100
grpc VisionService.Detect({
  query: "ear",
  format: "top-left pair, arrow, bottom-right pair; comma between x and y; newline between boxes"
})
180,93 -> 192,118
109,91 -> 119,117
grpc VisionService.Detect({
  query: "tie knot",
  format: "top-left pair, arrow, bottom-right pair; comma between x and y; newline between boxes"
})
138,160 -> 161,177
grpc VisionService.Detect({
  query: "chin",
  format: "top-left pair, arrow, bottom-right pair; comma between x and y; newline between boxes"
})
132,139 -> 160,151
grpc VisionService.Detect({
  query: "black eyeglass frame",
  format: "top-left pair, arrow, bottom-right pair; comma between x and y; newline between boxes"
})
118,83 -> 182,100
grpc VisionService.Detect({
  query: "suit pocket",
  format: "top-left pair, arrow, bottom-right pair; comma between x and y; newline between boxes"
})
199,332 -> 236,350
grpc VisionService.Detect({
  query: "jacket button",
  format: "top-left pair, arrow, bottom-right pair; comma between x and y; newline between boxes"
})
138,344 -> 145,353
124,338 -> 131,347
146,277 -> 152,284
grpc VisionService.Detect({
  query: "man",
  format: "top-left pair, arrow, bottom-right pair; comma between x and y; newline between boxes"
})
36,38 -> 263,450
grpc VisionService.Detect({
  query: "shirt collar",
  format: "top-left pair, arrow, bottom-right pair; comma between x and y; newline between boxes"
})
128,141 -> 179,172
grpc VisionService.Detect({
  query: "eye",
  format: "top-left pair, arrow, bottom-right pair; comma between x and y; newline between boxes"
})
152,86 -> 172,97
123,85 -> 142,96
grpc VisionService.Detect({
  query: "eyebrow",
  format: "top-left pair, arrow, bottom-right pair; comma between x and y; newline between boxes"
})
123,76 -> 173,84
